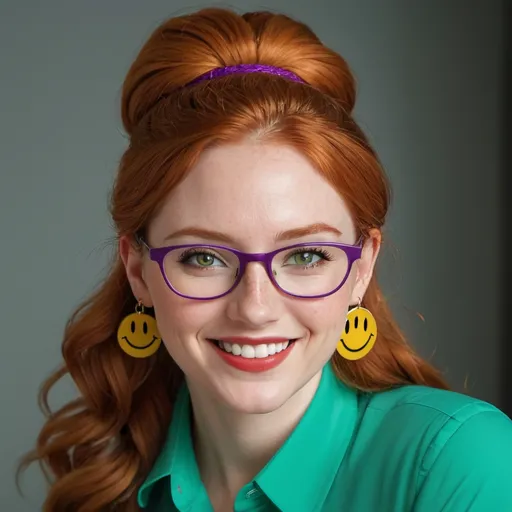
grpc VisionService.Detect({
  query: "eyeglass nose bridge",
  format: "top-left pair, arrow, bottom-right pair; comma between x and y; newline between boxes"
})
234,251 -> 279,287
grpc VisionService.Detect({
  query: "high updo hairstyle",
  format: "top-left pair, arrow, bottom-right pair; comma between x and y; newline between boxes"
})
20,8 -> 448,511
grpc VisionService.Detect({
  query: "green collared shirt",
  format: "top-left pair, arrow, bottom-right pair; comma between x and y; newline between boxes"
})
138,363 -> 512,511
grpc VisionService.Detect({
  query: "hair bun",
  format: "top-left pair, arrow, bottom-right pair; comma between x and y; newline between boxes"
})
242,11 -> 356,110
121,8 -> 356,135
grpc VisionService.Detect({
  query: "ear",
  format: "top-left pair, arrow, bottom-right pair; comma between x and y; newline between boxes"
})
118,235 -> 153,307
349,228 -> 381,305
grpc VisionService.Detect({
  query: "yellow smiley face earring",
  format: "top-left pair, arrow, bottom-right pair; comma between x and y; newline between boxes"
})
117,299 -> 162,358
336,298 -> 377,361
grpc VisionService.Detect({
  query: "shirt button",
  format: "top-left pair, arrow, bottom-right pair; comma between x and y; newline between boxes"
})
245,487 -> 260,499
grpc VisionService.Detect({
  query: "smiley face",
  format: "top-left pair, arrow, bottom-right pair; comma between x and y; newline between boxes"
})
336,307 -> 377,361
117,312 -> 162,358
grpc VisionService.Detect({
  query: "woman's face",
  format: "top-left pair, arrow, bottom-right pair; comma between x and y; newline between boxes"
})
122,141 -> 379,414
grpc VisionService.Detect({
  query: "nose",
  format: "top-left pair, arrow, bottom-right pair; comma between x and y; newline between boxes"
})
225,261 -> 283,327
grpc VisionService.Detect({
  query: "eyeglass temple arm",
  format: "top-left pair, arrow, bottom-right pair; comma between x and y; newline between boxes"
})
134,232 -> 151,250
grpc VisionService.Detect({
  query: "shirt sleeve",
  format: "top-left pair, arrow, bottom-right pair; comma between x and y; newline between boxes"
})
413,409 -> 512,511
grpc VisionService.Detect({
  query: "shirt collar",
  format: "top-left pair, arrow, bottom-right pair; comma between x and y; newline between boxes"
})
256,363 -> 358,511
138,362 -> 358,511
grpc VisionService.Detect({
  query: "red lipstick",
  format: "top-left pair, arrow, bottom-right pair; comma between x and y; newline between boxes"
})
208,337 -> 296,373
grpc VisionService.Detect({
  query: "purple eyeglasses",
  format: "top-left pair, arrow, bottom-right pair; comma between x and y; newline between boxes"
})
136,235 -> 362,300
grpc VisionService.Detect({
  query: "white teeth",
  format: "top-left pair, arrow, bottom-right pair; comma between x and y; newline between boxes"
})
241,345 -> 255,358
216,340 -> 291,358
254,344 -> 268,358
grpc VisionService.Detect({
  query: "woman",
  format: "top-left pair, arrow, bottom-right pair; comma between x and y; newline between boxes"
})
22,8 -> 512,511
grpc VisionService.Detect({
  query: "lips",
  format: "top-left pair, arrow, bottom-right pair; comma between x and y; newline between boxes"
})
206,336 -> 298,372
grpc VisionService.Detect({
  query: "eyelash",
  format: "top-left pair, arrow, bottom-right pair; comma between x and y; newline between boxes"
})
178,248 -> 224,265
287,247 -> 334,261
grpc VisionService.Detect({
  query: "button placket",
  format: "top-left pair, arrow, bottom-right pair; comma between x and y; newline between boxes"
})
245,487 -> 261,499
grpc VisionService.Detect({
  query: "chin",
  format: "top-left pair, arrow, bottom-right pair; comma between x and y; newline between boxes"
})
214,378 -> 296,414
179,338 -> 325,414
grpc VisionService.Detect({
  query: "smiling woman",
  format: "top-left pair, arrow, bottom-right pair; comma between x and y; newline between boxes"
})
20,7 -> 512,512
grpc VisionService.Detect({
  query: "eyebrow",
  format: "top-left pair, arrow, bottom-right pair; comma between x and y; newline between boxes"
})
163,222 -> 343,244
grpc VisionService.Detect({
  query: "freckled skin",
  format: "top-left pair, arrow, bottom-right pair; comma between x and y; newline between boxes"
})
121,141 -> 380,413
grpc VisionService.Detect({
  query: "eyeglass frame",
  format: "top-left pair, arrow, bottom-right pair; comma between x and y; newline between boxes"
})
136,234 -> 363,300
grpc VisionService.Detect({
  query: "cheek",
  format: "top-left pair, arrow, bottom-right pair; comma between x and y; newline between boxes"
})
295,271 -> 355,339
144,264 -> 221,339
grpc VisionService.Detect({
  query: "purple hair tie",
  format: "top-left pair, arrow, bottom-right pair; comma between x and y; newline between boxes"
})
185,64 -> 307,87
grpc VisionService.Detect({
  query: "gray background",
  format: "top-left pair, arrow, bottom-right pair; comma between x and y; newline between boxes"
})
0,1 -> 508,509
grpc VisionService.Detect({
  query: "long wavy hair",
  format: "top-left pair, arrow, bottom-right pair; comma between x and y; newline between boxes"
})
19,8 -> 449,511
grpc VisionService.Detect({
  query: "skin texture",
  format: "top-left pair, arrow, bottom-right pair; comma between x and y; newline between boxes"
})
120,141 -> 380,506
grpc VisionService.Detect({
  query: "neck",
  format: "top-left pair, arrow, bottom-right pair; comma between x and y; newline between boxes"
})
187,371 -> 322,500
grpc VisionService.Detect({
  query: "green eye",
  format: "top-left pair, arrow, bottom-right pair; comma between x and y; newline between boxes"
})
292,252 -> 317,265
196,253 -> 215,266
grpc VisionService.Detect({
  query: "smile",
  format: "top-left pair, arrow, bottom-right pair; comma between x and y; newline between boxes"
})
208,338 -> 297,373
340,333 -> 374,353
122,335 -> 159,350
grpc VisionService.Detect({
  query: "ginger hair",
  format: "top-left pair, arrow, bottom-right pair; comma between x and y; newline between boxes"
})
20,8 -> 448,510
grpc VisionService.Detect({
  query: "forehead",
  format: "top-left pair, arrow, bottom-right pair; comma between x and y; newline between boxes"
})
150,142 -> 356,246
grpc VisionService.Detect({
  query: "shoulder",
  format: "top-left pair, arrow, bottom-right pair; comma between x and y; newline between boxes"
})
362,384 -> 512,460
360,384 -> 509,440
360,385 -> 512,510
365,382 -> 498,416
